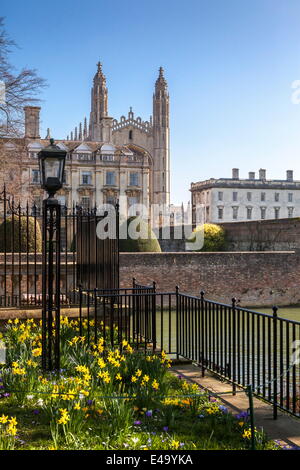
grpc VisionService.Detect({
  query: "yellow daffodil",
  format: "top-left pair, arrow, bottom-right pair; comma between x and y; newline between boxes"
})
152,379 -> 159,390
0,415 -> 8,424
171,440 -> 180,449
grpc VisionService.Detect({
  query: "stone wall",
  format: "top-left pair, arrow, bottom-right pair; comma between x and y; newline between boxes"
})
220,218 -> 300,252
158,218 -> 300,252
119,251 -> 300,307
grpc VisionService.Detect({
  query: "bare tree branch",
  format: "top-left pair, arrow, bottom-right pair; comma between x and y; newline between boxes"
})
0,17 -> 46,199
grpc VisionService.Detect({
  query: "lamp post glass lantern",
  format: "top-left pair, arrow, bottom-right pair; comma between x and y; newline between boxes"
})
38,139 -> 67,371
38,138 -> 66,198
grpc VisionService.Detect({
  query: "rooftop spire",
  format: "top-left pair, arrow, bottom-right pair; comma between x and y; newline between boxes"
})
155,66 -> 168,93
90,61 -> 109,139
94,61 -> 106,82
83,117 -> 87,140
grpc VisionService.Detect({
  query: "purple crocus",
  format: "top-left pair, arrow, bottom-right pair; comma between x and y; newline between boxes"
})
235,411 -> 249,420
145,410 -> 153,417
134,420 -> 141,426
163,426 -> 169,432
219,405 -> 228,414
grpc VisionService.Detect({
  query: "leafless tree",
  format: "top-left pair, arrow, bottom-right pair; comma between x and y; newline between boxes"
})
0,17 -> 46,199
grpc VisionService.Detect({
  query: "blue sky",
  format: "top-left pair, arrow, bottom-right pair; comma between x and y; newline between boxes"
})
3,0 -> 300,204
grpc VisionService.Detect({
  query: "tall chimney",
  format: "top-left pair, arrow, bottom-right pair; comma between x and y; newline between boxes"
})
248,172 -> 255,180
286,170 -> 293,182
232,168 -> 239,179
24,106 -> 41,139
259,168 -> 266,180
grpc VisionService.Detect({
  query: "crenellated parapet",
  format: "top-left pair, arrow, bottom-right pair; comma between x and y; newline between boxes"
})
112,108 -> 153,135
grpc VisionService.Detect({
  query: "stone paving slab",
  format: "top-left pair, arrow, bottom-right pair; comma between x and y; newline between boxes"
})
171,364 -> 300,448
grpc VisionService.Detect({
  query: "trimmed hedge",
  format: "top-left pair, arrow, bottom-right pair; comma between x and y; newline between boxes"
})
189,223 -> 226,252
0,216 -> 42,252
119,217 -> 161,252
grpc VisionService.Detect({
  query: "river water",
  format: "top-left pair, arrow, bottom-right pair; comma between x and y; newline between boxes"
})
249,306 -> 300,322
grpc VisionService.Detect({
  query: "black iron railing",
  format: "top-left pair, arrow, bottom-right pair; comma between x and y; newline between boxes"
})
176,291 -> 300,419
78,283 -> 300,419
0,188 -> 119,308
78,285 -> 177,355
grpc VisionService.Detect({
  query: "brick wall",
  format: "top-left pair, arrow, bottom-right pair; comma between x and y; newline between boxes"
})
0,251 -> 298,308
120,251 -> 300,307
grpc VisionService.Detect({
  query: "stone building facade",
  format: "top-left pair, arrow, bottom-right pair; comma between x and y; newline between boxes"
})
191,168 -> 300,224
4,63 -> 170,217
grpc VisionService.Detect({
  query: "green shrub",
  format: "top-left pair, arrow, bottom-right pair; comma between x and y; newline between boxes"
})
0,216 -> 42,252
119,216 -> 161,252
189,223 -> 226,252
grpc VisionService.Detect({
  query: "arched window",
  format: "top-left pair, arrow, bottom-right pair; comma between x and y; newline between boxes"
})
129,130 -> 133,140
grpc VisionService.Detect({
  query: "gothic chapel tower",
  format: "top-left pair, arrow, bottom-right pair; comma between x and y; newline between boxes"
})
153,67 -> 170,205
89,62 -> 112,141
86,63 -> 170,207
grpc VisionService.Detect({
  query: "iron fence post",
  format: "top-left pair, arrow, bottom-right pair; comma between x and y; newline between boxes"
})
152,281 -> 157,352
200,290 -> 205,377
41,199 -> 47,371
3,186 -> 7,308
232,297 -> 237,395
79,284 -> 83,336
110,293 -> 114,348
176,286 -> 179,360
273,306 -> 278,420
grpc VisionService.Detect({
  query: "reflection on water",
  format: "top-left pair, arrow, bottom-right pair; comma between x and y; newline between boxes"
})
248,306 -> 300,323
157,306 -> 300,355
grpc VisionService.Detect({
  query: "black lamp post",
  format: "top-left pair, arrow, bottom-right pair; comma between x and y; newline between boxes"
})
38,139 -> 67,371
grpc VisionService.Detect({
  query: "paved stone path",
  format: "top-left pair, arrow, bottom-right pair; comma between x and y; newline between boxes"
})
171,363 -> 300,448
